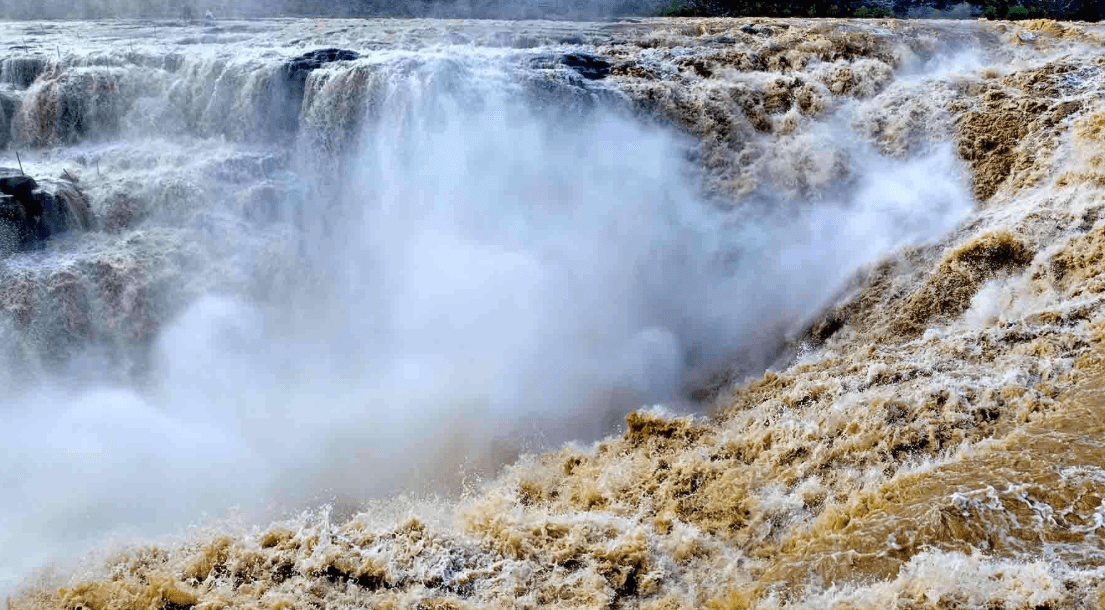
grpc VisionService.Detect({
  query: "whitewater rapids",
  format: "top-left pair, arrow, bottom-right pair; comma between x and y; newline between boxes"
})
2,14 -> 1105,609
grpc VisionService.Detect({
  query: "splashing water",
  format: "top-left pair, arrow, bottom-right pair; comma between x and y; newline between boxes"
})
2,15 -> 1105,609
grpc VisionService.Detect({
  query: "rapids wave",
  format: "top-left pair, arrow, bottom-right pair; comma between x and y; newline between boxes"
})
2,15 -> 1105,609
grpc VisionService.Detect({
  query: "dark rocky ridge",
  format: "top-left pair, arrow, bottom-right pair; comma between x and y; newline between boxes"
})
0,49 -> 366,148
265,48 -> 362,138
665,0 -> 1100,20
0,47 -> 630,151
0,171 -> 94,254
0,57 -> 47,88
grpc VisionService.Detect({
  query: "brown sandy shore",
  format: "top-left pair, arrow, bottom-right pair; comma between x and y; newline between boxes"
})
5,16 -> 1105,610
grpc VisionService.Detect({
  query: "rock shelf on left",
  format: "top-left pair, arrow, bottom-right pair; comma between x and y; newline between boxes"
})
0,171 -> 94,255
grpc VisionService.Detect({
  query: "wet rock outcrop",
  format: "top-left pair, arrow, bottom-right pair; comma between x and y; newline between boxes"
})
0,172 -> 94,254
264,48 -> 362,138
0,57 -> 47,89
532,53 -> 613,80
675,0 -> 1101,20
15,66 -> 134,147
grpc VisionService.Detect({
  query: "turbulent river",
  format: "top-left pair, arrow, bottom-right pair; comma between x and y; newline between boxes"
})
2,14 -> 1105,609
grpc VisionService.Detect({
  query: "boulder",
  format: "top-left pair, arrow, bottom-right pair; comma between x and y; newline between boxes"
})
44,187 -> 94,235
0,172 -> 94,254
561,53 -> 612,80
530,53 -> 613,81
1,176 -> 39,200
284,49 -> 361,81
0,195 -> 25,222
0,57 -> 47,89
262,48 -> 361,139
0,194 -> 30,253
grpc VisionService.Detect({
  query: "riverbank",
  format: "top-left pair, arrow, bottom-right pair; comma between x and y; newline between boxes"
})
660,0 -> 1101,21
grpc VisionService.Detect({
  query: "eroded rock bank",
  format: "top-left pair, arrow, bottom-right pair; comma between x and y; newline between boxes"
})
0,171 -> 93,254
659,0 -> 1101,21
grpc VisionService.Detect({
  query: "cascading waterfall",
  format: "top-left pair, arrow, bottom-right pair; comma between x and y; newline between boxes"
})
2,15 -> 1105,609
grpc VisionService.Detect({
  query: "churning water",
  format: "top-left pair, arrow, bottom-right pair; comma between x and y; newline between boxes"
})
2,14 -> 1105,609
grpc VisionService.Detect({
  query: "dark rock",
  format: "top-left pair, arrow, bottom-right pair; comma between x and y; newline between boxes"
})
687,0 -> 1100,20
262,48 -> 361,138
528,52 -> 614,82
560,53 -> 612,80
0,175 -> 94,254
17,70 -> 125,145
0,176 -> 38,200
40,188 -> 93,236
0,194 -> 30,252
739,24 -> 780,36
0,195 -> 24,222
284,49 -> 361,82
0,57 -> 47,89
521,74 -> 628,121
22,189 -> 44,219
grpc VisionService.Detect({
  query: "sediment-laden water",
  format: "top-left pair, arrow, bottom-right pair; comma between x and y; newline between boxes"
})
2,14 -> 1105,609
